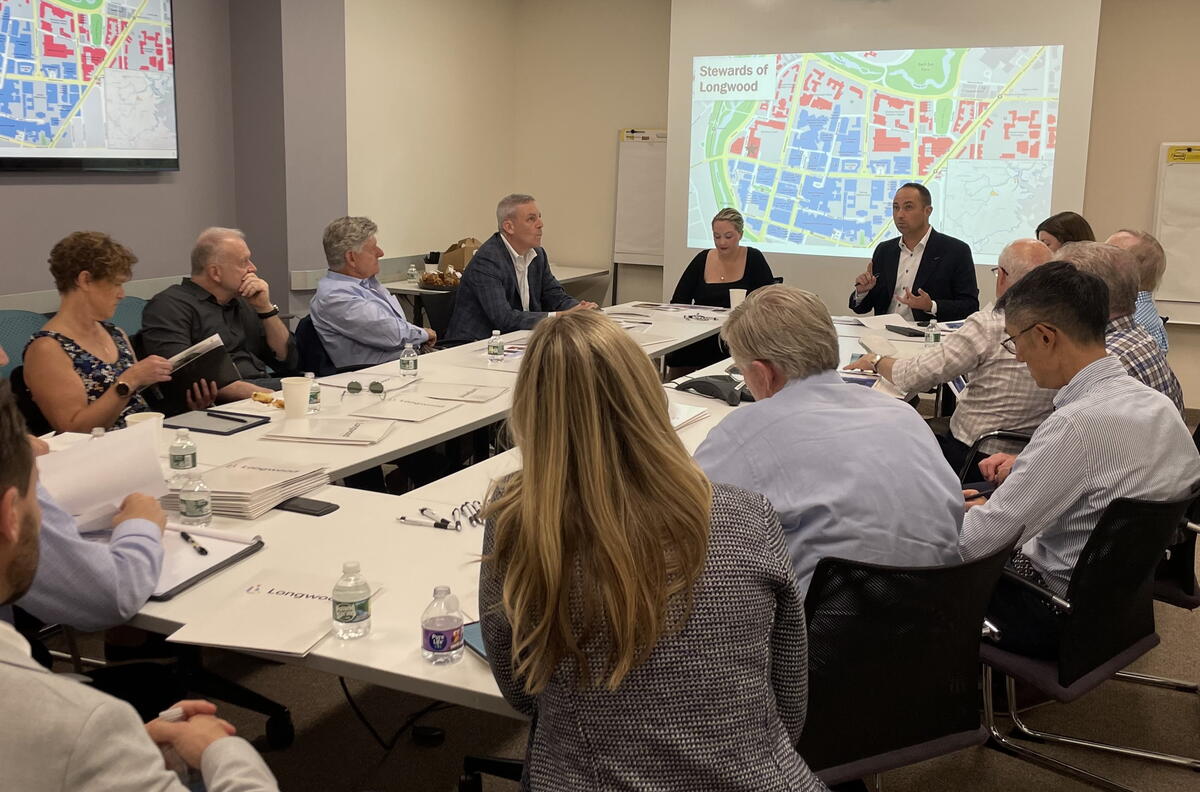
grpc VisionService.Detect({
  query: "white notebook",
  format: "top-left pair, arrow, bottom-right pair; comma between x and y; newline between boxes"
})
408,382 -> 509,403
154,525 -> 264,599
263,417 -> 396,445
350,394 -> 461,423
669,402 -> 710,431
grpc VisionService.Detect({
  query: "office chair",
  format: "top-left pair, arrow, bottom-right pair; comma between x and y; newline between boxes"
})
955,429 -> 1032,485
0,309 -> 50,379
9,366 -> 52,436
795,546 -> 1012,787
981,494 -> 1199,791
110,296 -> 148,336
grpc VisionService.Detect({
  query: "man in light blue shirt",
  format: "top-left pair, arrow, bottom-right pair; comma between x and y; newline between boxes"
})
1106,229 -> 1168,351
693,285 -> 963,594
309,216 -> 434,368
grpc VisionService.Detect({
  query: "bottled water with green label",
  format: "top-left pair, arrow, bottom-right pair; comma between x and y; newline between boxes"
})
924,323 -> 941,346
168,428 -> 196,490
399,343 -> 418,376
421,585 -> 463,664
332,561 -> 371,639
305,372 -> 321,413
179,472 -> 212,527
487,330 -> 504,363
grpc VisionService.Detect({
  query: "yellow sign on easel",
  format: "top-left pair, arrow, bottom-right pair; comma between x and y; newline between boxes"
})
1165,145 -> 1200,164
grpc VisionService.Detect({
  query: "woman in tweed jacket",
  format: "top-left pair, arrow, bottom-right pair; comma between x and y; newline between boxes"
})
479,310 -> 826,792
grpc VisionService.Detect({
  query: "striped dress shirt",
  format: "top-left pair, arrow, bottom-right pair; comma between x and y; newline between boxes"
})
1134,291 -> 1169,352
1105,314 -> 1184,413
889,308 -> 1056,450
960,356 -> 1200,596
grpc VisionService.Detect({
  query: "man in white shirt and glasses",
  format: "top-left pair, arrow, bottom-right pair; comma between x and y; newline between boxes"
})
444,194 -> 597,344
959,262 -> 1199,658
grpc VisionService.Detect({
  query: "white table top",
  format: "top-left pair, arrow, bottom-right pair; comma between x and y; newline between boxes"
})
382,264 -> 610,297
183,303 -> 720,480
136,384 -> 735,720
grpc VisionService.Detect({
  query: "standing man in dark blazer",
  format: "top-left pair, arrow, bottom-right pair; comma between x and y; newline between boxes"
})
849,182 -> 979,322
444,194 -> 597,344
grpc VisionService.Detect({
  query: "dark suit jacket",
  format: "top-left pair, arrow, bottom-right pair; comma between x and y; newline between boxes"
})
444,232 -> 578,344
848,228 -> 979,322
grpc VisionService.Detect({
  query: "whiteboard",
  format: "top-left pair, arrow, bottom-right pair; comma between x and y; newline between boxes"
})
613,131 -> 667,267
1153,142 -> 1200,325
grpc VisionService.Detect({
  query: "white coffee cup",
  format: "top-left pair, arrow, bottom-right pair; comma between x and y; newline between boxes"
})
125,411 -> 164,435
729,288 -> 747,309
280,378 -> 310,420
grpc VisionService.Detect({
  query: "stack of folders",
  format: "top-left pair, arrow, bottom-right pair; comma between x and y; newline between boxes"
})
162,457 -> 329,519
263,417 -> 396,445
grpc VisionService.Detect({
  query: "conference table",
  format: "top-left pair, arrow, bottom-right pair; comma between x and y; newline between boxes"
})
131,306 -> 934,722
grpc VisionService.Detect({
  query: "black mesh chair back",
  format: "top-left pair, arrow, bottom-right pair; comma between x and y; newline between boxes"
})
796,544 -> 1012,775
1059,493 -> 1196,686
295,315 -> 337,376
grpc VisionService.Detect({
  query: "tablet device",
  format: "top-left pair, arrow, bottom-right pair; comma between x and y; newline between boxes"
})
463,620 -> 487,661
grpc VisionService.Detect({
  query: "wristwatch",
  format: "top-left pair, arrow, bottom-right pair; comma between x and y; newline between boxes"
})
115,380 -> 133,398
256,304 -> 280,319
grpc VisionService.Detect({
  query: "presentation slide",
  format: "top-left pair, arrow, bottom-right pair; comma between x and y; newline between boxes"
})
0,0 -> 177,167
689,47 -> 1063,263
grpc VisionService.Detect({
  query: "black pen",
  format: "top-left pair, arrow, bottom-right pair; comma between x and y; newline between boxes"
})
180,531 -> 208,556
205,411 -> 248,424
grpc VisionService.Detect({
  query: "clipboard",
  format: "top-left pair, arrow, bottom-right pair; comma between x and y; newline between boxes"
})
151,527 -> 266,601
164,410 -> 270,435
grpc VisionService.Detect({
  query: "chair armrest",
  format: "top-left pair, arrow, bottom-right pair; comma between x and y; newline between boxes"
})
981,619 -> 1001,642
1001,568 -> 1072,613
974,429 -> 1033,446
1186,521 -> 1200,536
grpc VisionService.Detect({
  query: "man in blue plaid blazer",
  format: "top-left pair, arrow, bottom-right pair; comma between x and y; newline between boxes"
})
444,194 -> 597,344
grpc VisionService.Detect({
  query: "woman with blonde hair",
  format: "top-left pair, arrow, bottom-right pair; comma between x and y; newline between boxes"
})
479,310 -> 825,792
666,206 -> 775,376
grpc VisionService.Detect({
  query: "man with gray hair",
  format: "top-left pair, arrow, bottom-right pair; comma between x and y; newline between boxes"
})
845,238 -> 1056,477
693,285 -> 963,594
142,227 -> 298,400
308,216 -> 434,368
1106,229 -> 1169,351
1057,240 -> 1183,412
444,194 -> 596,344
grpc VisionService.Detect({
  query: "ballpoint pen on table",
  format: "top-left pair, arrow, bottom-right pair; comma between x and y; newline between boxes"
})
204,411 -> 248,424
419,507 -> 450,523
180,531 -> 209,555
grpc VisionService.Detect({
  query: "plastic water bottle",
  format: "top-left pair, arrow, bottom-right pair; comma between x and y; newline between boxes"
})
487,330 -> 504,363
407,263 -> 419,282
399,343 -> 418,376
178,472 -> 212,527
305,372 -> 321,414
168,428 -> 197,489
332,561 -> 371,640
924,323 -> 941,346
421,585 -> 464,664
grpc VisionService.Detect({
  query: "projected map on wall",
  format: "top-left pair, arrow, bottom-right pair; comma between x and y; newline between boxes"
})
689,46 -> 1063,262
0,0 -> 177,169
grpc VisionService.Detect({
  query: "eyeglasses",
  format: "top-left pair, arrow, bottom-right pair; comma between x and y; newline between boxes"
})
1000,322 -> 1051,354
990,266 -> 1009,277
341,380 -> 386,400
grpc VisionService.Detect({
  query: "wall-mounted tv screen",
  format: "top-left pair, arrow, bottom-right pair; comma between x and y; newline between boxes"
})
0,0 -> 177,172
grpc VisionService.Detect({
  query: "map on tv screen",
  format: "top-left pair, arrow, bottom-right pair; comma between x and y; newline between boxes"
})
0,0 -> 177,170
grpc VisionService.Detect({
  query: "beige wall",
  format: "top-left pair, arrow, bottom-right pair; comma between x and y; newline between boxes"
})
1083,0 -> 1200,405
344,0 -> 670,297
345,0 -> 518,256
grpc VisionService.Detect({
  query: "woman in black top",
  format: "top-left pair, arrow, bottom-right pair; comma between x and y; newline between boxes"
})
666,208 -> 775,375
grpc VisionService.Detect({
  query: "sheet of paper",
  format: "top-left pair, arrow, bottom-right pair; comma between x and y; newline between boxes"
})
858,313 -> 914,331
37,421 -> 167,533
351,394 -> 461,423
316,373 -> 416,392
408,382 -> 509,403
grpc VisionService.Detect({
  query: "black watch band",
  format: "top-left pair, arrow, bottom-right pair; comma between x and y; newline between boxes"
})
257,304 -> 280,319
